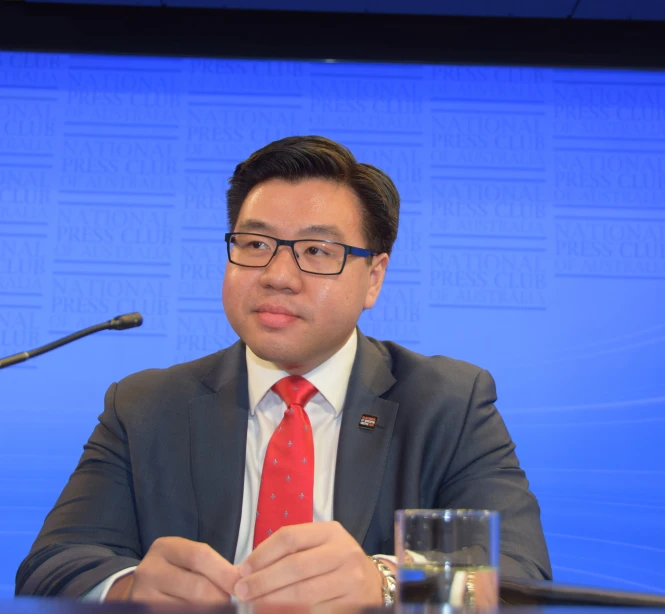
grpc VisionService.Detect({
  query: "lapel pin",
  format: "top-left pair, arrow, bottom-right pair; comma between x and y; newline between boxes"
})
359,414 -> 378,430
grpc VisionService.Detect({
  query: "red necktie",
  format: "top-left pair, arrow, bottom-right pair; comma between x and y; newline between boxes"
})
253,375 -> 318,549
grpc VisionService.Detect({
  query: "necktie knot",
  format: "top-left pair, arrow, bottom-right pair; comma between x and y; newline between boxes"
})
272,375 -> 318,410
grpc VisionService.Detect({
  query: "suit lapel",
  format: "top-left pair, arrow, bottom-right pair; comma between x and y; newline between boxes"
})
189,341 -> 249,562
334,331 -> 398,546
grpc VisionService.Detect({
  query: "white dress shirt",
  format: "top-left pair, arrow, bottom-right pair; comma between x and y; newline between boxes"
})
86,330 -> 358,601
236,328 -> 356,561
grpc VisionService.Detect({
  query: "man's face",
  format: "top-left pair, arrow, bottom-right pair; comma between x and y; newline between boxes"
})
222,178 -> 389,374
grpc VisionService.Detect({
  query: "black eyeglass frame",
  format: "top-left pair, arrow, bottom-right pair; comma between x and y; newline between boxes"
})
224,232 -> 376,276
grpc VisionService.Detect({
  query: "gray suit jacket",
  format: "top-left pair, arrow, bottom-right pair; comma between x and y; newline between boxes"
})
16,331 -> 552,597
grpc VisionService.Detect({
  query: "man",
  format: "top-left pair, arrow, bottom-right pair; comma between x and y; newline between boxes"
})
16,136 -> 552,606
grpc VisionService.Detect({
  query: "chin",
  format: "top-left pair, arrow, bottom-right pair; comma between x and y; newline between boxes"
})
246,335 -> 301,365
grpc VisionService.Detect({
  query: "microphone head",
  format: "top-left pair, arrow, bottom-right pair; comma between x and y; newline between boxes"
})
109,312 -> 143,330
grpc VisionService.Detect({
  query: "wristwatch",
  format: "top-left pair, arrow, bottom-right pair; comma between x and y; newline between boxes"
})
370,556 -> 397,606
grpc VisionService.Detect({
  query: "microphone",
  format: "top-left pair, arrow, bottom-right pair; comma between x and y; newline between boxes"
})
108,312 -> 143,330
0,312 -> 143,369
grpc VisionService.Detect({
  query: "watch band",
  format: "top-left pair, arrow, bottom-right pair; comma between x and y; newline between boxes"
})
369,556 -> 397,606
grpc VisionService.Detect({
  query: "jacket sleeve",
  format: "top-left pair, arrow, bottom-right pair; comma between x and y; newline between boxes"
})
436,369 -> 553,581
15,382 -> 142,597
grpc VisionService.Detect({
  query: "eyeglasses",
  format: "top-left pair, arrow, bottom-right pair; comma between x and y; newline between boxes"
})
224,232 -> 376,276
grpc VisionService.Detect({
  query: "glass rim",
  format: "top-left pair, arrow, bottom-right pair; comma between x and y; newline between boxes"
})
395,508 -> 499,519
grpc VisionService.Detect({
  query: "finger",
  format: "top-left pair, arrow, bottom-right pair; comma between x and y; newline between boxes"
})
175,573 -> 233,604
252,571 -> 346,606
311,599 -> 367,614
129,563 -> 185,604
236,542 -> 343,601
152,536 -> 239,595
242,522 -> 333,574
135,554 -> 231,603
132,586 -> 185,604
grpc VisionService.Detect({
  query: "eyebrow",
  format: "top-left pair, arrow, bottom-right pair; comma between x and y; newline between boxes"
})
235,219 -> 271,233
235,219 -> 347,242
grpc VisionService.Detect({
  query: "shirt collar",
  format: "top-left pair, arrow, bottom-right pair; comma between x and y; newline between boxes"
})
246,328 -> 358,417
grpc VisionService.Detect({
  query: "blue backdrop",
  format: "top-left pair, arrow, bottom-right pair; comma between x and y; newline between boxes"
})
0,52 -> 664,598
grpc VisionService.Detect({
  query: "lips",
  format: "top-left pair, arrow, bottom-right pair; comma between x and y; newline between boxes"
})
256,304 -> 298,317
255,304 -> 300,329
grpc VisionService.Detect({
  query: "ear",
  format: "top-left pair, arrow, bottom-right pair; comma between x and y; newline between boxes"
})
363,253 -> 390,310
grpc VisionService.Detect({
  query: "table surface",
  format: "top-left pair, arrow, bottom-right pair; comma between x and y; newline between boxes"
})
2,600 -> 665,614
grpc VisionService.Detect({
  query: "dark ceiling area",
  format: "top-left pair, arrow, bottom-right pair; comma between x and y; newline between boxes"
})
18,0 -> 665,21
1,0 -> 665,68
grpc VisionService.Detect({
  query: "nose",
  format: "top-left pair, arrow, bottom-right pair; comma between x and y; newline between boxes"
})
259,245 -> 303,293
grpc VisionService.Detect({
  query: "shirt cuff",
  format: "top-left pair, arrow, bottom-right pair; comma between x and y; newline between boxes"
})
81,566 -> 137,602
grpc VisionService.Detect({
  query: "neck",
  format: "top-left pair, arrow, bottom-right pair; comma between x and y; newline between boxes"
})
248,330 -> 357,377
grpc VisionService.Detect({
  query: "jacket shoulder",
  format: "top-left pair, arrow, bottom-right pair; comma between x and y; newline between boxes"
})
366,336 -> 485,382
364,336 -> 490,405
109,348 -> 232,420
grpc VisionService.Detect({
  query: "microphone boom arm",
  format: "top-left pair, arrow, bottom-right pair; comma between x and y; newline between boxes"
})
0,312 -> 143,369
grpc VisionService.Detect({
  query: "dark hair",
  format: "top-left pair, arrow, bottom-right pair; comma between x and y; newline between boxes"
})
226,135 -> 400,256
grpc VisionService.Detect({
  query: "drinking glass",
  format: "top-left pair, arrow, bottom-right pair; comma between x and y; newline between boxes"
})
395,509 -> 499,610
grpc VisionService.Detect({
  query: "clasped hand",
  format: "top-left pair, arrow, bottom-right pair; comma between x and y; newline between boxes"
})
110,521 -> 383,607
